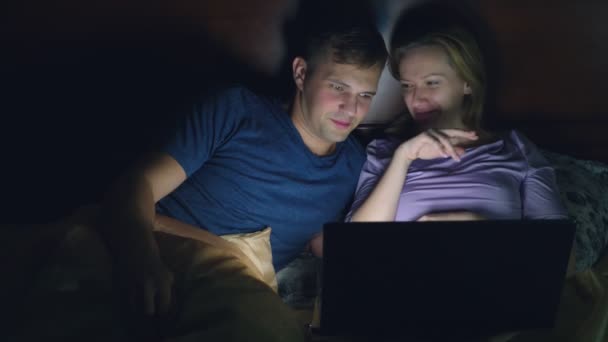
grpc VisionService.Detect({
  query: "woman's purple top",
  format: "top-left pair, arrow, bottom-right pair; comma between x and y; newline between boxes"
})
347,130 -> 568,221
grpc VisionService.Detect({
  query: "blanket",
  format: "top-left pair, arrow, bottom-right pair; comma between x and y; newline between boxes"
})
2,214 -> 304,341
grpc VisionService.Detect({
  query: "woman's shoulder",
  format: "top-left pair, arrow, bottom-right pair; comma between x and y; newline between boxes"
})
366,136 -> 401,159
502,129 -> 543,154
475,129 -> 529,150
507,130 -> 551,166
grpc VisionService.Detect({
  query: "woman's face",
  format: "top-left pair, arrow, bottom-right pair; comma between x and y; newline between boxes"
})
398,45 -> 471,130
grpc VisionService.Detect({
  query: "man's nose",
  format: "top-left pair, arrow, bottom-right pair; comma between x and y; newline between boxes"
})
339,93 -> 357,116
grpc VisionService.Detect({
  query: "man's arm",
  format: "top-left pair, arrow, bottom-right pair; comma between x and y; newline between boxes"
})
98,152 -> 186,316
102,152 -> 187,229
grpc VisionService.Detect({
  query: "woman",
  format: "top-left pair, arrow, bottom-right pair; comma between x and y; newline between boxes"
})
347,26 -> 567,225
341,12 -> 603,342
306,19 -> 573,274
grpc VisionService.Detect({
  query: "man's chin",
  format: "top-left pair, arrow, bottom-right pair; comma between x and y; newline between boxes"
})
330,134 -> 349,143
323,126 -> 355,144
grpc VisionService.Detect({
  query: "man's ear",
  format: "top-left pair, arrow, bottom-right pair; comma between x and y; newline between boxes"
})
464,82 -> 472,95
292,57 -> 308,91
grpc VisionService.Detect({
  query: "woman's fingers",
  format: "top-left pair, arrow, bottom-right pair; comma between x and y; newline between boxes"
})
420,130 -> 448,158
442,129 -> 479,146
402,129 -> 477,161
440,129 -> 478,139
428,129 -> 461,161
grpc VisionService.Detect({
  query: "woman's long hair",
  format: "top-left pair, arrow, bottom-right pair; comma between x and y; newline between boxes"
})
389,28 -> 487,131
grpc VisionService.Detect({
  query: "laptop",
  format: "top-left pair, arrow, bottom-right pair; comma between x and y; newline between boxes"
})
315,220 -> 575,340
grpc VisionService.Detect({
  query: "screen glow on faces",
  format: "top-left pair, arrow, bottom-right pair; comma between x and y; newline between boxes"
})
398,45 -> 471,130
295,57 -> 382,152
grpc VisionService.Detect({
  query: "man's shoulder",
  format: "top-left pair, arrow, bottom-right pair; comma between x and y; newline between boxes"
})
217,85 -> 257,100
183,85 -> 283,128
201,85 -> 283,121
210,85 -> 278,107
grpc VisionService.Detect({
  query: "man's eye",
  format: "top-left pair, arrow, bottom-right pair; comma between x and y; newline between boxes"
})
359,93 -> 373,100
427,80 -> 440,87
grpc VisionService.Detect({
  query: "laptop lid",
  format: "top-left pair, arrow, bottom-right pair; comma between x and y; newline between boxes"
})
318,220 -> 575,340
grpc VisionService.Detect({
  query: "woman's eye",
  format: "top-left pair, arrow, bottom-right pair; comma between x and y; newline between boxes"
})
427,80 -> 440,87
330,83 -> 344,91
401,84 -> 413,92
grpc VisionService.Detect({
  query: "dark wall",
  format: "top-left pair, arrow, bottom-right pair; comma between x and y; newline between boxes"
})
0,0 -> 376,223
471,0 -> 608,163
3,0 -> 605,222
1,1 -> 279,222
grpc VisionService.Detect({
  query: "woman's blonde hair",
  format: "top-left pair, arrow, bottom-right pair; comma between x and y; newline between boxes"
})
390,28 -> 487,130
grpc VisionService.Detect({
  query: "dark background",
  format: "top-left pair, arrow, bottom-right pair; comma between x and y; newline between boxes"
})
0,0 -> 375,223
1,2 -> 274,222
2,0 -> 607,223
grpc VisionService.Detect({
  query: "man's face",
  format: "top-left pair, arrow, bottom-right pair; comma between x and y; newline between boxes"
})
292,55 -> 382,153
398,45 -> 471,130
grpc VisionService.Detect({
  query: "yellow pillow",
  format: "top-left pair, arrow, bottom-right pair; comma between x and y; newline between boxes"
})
153,215 -> 277,292
220,228 -> 277,292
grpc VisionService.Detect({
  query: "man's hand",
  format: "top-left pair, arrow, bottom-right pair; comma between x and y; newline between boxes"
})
108,221 -> 175,317
127,244 -> 174,316
98,153 -> 186,317
417,211 -> 485,222
309,233 -> 323,258
396,129 -> 478,162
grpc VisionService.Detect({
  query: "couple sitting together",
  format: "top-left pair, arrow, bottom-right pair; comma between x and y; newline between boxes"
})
18,5 -> 574,342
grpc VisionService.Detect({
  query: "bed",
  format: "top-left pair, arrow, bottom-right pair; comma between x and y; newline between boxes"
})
279,1 -> 608,340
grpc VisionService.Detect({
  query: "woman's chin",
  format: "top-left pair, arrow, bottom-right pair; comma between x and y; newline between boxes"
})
416,121 -> 440,131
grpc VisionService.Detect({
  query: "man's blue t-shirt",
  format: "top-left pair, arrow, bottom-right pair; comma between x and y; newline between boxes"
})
156,87 -> 365,269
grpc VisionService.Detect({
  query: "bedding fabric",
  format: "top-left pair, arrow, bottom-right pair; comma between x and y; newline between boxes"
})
10,221 -> 305,342
543,150 -> 608,271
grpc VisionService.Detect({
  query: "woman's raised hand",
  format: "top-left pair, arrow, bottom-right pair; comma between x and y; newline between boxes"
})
396,129 -> 478,162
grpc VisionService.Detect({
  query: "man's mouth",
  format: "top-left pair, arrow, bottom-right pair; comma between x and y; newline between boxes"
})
330,119 -> 351,129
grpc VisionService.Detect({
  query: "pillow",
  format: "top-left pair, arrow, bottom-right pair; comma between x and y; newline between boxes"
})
153,215 -> 277,292
543,150 -> 608,271
221,228 -> 277,292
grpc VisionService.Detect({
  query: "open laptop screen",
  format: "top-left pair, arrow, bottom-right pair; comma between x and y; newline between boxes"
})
319,220 -> 574,340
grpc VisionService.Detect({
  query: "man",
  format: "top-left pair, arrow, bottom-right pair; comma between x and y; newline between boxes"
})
101,16 -> 387,314
5,17 -> 386,342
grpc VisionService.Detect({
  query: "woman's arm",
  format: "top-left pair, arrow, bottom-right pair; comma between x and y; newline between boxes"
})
350,146 -> 412,221
350,129 -> 478,222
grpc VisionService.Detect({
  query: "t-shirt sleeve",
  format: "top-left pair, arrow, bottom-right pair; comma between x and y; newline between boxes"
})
345,139 -> 395,221
161,87 -> 248,177
514,131 -> 569,220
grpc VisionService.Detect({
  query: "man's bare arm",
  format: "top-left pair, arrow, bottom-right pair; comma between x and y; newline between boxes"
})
98,152 -> 187,315
100,152 -> 186,251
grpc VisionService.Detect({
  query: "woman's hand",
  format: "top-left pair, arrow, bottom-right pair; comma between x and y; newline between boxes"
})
396,129 -> 478,162
417,211 -> 485,221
